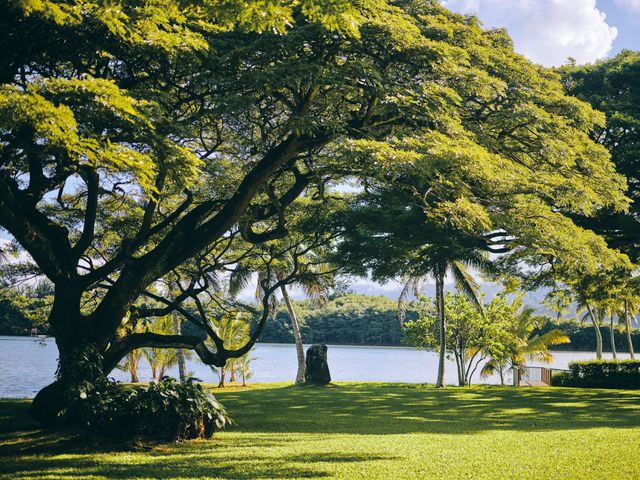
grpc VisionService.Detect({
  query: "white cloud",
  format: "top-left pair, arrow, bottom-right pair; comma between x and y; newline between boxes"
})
442,0 -> 618,66
615,0 -> 640,14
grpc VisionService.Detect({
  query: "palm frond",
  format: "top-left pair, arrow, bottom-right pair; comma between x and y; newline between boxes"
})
397,276 -> 422,326
450,261 -> 483,314
299,273 -> 331,306
578,311 -> 592,326
228,264 -> 254,298
528,329 -> 570,349
480,359 -> 498,379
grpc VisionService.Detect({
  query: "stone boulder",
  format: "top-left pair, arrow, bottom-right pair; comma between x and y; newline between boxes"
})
304,344 -> 331,385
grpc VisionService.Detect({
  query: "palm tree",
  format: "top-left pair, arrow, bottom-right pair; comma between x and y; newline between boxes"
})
611,298 -> 637,360
609,309 -> 617,360
172,309 -> 188,381
277,268 -> 331,384
482,293 -> 570,384
574,295 -> 604,360
399,250 -> 489,388
208,312 -> 251,387
336,185 -> 510,388
624,299 -> 636,359
119,349 -> 143,383
143,315 -> 192,380
117,314 -> 149,382
583,303 -> 604,359
236,354 -> 256,387
278,282 -> 307,384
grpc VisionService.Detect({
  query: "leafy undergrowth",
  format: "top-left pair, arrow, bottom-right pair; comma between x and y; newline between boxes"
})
2,383 -> 640,479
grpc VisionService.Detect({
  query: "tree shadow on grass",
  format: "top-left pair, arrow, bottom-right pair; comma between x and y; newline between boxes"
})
0,411 -> 394,479
0,400 -> 395,479
214,383 -> 640,435
2,384 -> 640,479
9,452 -> 395,479
0,450 -> 355,479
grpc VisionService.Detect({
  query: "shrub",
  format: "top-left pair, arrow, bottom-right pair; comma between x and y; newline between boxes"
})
71,377 -> 232,440
72,379 -> 141,438
137,378 -> 231,440
551,360 -> 640,389
550,371 -> 574,387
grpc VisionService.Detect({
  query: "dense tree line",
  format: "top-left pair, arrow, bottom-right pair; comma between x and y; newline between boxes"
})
258,294 -> 640,352
0,298 -> 33,335
539,321 -> 640,354
259,294 -> 419,346
0,283 -> 53,335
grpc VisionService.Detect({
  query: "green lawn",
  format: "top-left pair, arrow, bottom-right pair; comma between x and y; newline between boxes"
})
2,383 -> 640,479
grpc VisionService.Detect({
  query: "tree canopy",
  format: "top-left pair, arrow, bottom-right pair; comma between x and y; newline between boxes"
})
559,50 -> 640,263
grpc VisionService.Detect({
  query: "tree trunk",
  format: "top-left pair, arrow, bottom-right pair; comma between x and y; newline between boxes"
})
280,284 -> 306,384
458,338 -> 468,386
129,351 -> 139,383
218,366 -> 225,387
29,294 -> 105,425
625,300 -> 635,360
586,304 -> 603,359
453,351 -> 463,386
435,264 -> 446,388
459,354 -> 466,387
172,310 -> 188,381
499,369 -> 504,386
229,363 -> 237,382
30,381 -> 66,427
610,314 -> 617,360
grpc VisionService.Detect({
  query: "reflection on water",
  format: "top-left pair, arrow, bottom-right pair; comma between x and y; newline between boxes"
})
0,335 -> 617,398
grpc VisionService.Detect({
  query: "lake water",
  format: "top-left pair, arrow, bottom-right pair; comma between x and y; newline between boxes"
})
0,336 -> 620,398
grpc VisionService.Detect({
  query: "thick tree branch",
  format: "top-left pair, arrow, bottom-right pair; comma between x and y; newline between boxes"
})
0,176 -> 75,281
71,169 -> 99,259
90,132 -> 333,339
103,249 -> 307,374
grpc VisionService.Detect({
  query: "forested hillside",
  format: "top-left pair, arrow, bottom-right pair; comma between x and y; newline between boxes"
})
259,294 -> 419,346
259,294 -> 640,352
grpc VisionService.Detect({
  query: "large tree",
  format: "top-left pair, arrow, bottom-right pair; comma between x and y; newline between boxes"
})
0,0 -> 628,423
0,0 -> 412,422
560,51 -> 640,262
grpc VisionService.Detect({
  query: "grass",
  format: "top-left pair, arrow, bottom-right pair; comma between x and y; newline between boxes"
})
2,382 -> 640,479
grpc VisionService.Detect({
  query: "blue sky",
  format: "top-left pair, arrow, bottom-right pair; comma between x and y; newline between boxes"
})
603,0 -> 640,53
443,0 -> 639,66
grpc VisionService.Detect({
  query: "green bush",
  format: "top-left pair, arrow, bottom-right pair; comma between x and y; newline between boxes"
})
550,371 -> 574,387
137,378 -> 231,440
72,377 -> 232,440
552,360 -> 640,389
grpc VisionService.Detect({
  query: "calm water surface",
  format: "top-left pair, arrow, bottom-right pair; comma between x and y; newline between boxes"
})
0,336 -> 618,398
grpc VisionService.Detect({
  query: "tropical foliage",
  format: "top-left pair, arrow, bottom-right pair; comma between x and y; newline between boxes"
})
208,313 -> 252,387
481,294 -> 570,384
72,377 -> 231,440
143,315 -> 193,381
